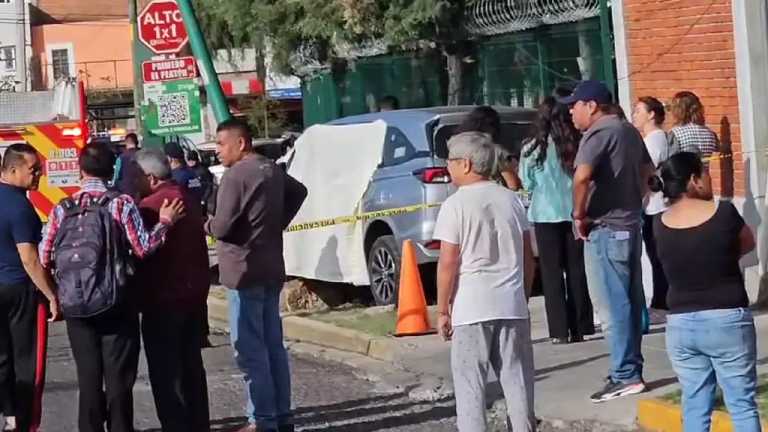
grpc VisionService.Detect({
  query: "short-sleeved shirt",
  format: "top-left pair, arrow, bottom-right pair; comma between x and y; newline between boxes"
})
654,201 -> 749,314
644,129 -> 671,215
433,181 -> 530,326
574,115 -> 652,229
0,183 -> 42,285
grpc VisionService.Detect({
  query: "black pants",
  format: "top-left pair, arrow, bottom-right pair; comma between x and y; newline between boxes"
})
642,214 -> 669,310
0,282 -> 37,431
66,309 -> 140,432
201,304 -> 210,339
534,222 -> 595,339
142,309 -> 210,432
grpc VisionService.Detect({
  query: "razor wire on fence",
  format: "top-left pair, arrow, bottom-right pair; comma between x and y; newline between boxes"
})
467,0 -> 601,36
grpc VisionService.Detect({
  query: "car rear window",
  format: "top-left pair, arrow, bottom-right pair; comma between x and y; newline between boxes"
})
433,122 -> 532,159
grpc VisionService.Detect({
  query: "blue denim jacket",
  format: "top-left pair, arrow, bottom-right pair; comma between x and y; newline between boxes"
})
520,139 -> 574,223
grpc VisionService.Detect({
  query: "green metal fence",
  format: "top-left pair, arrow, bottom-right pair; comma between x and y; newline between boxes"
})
302,18 -> 607,126
474,18 -> 606,108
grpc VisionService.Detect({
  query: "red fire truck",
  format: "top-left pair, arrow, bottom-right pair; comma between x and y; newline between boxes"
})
0,79 -> 89,220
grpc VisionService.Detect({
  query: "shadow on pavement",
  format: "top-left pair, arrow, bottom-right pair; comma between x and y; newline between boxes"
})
140,394 -> 456,432
644,376 -> 678,392
535,353 -> 609,377
297,403 -> 456,432
293,393 -> 405,415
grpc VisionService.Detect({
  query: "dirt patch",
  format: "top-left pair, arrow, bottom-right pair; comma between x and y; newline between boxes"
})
311,306 -> 398,337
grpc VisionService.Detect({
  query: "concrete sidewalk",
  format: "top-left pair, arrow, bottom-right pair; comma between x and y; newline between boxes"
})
393,298 -> 768,428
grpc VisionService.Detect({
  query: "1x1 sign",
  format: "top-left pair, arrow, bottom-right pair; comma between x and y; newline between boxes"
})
142,57 -> 197,82
138,0 -> 189,55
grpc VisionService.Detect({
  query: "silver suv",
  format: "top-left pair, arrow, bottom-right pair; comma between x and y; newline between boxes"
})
327,106 -> 536,305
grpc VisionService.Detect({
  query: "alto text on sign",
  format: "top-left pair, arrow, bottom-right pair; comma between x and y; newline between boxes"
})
142,57 -> 198,83
138,0 -> 189,55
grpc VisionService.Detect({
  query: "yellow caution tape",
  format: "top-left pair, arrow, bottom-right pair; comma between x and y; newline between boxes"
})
286,203 -> 443,233
704,153 -> 733,162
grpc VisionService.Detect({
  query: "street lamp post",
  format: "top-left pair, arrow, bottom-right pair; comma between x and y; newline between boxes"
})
176,0 -> 231,124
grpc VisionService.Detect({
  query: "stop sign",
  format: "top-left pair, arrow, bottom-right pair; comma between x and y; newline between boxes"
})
138,0 -> 189,55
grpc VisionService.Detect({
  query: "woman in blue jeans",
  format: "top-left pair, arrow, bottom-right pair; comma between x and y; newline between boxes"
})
651,152 -> 761,431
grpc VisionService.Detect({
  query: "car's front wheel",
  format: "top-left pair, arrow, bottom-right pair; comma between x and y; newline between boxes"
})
367,235 -> 401,306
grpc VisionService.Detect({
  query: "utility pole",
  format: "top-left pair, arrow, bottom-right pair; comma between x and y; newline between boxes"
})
17,0 -> 28,91
129,0 -> 144,136
176,0 -> 231,124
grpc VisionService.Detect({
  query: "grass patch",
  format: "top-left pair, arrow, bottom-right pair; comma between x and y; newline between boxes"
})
661,374 -> 768,418
310,307 -> 398,338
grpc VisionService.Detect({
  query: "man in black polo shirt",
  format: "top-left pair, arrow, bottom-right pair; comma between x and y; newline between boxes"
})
0,144 -> 59,431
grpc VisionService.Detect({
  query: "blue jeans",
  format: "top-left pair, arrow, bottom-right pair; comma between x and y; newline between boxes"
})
228,285 -> 292,430
584,226 -> 645,384
666,308 -> 761,432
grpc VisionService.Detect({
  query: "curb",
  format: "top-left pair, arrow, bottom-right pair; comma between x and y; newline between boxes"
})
207,295 -> 400,362
637,399 -> 768,432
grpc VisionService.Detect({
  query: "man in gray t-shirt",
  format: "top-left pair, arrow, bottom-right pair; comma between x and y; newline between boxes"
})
560,80 -> 654,404
574,115 -> 652,229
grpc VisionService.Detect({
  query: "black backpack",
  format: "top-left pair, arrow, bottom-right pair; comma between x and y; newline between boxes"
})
52,192 -> 133,318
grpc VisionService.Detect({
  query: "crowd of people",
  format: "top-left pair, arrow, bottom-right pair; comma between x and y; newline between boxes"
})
0,79 -> 762,432
435,81 -> 761,431
0,118 -> 306,432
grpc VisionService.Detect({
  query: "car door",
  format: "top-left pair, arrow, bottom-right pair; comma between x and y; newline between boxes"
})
363,126 -> 429,243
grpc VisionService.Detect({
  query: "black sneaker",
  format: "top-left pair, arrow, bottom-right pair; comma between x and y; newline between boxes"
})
590,379 -> 646,403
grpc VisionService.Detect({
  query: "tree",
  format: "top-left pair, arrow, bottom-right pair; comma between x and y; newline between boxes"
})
363,0 -> 471,105
195,0 -> 474,105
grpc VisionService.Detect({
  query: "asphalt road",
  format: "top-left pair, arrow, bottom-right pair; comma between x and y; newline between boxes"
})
37,322 -> 635,432
40,322 -> 459,432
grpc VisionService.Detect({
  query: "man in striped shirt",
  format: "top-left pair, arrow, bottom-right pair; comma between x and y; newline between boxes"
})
39,142 -> 184,432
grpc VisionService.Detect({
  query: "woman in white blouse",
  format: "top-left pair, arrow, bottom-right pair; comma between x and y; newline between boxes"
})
632,96 -> 671,321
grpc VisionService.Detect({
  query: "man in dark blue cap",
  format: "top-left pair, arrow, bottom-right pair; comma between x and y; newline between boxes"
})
165,142 -> 203,202
559,80 -> 655,403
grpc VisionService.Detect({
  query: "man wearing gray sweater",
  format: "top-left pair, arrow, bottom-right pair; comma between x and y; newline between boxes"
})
206,119 -> 307,432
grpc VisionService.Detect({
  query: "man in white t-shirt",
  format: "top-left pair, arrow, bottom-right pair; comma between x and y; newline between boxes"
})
434,132 -> 537,432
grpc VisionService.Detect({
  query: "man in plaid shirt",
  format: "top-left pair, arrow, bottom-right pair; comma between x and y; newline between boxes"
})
39,142 -> 184,432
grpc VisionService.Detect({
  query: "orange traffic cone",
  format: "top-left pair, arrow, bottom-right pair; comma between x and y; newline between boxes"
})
394,240 -> 434,336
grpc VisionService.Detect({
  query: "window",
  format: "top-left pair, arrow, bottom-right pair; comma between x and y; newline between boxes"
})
381,127 -> 417,166
0,46 -> 14,72
51,48 -> 71,80
433,122 -> 532,159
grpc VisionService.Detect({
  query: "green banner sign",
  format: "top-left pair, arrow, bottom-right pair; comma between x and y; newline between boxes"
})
141,79 -> 202,136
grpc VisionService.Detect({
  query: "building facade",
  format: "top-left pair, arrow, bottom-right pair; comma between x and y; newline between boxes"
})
613,0 -> 768,304
0,0 -> 32,91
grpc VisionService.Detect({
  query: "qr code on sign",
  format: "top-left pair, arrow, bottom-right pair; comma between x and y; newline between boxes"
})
157,92 -> 190,127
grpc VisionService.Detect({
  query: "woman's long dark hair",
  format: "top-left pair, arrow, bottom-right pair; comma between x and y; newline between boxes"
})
524,96 -> 581,174
456,106 -> 501,142
649,152 -> 704,201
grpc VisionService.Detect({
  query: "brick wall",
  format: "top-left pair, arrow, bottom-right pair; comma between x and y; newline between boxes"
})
623,0 -> 743,197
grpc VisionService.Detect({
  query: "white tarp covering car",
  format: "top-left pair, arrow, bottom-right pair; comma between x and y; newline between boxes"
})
283,120 -> 387,285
